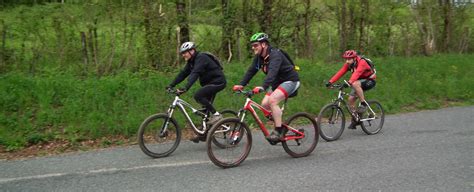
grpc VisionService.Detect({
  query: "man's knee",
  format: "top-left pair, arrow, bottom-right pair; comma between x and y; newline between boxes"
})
351,81 -> 362,88
349,95 -> 357,101
269,97 -> 282,106
193,94 -> 200,102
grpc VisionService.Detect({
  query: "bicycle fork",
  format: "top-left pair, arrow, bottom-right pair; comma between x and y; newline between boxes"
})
159,105 -> 176,138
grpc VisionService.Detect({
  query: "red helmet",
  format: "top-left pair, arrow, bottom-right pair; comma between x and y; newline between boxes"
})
342,50 -> 357,59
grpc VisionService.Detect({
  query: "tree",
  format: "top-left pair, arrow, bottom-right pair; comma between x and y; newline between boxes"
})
176,0 -> 189,44
221,0 -> 234,62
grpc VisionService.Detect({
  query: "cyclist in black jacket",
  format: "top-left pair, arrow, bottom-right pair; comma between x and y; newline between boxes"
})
168,42 -> 227,142
233,33 -> 300,142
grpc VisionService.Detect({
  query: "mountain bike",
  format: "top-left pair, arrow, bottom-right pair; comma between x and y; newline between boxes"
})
317,81 -> 385,141
206,90 -> 319,168
137,89 -> 237,158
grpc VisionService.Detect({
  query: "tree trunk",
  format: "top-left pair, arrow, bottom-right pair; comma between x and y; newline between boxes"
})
0,23 -> 6,69
221,0 -> 233,62
358,0 -> 369,52
338,0 -> 348,53
80,31 -> 88,73
260,0 -> 272,35
458,27 -> 470,53
143,0 -> 155,67
441,0 -> 452,53
411,4 -> 435,56
176,1 -> 189,44
303,0 -> 313,58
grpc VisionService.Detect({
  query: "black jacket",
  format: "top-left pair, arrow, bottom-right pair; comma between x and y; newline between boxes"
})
170,51 -> 226,90
240,46 -> 299,90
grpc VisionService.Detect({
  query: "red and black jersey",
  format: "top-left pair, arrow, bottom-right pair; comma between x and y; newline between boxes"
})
329,56 -> 376,84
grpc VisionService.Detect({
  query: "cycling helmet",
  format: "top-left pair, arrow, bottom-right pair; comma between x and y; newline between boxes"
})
250,32 -> 269,43
342,50 -> 357,59
180,42 -> 196,53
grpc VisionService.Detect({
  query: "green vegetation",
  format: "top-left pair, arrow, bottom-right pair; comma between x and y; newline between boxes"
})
1,1 -> 473,151
1,54 -> 473,150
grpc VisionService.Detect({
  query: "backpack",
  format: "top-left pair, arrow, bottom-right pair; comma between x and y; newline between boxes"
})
202,52 -> 223,70
360,56 -> 375,73
276,49 -> 301,72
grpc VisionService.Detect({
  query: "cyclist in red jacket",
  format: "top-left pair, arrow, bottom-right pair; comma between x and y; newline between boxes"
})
326,50 -> 376,129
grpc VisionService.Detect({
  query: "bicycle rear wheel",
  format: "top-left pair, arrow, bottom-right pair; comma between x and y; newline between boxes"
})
360,100 -> 385,135
282,112 -> 319,158
138,113 -> 181,158
207,118 -> 252,168
317,103 -> 345,141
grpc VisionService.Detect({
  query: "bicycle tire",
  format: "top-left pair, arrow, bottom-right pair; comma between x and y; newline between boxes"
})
360,100 -> 385,135
282,112 -> 319,158
138,113 -> 181,158
211,109 -> 239,148
207,118 -> 252,168
317,103 -> 345,141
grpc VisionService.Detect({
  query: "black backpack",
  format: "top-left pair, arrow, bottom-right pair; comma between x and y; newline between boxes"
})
360,56 -> 376,73
275,48 -> 300,72
202,52 -> 223,70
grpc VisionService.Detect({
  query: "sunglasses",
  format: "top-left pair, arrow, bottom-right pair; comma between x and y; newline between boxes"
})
251,43 -> 260,48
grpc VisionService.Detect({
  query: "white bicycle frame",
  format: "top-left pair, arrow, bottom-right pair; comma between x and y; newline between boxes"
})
332,80 -> 377,121
165,95 -> 209,135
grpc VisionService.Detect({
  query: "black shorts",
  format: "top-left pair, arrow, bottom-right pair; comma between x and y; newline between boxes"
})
349,79 -> 376,96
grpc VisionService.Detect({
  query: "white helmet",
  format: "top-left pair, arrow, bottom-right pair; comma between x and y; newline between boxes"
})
180,42 -> 196,53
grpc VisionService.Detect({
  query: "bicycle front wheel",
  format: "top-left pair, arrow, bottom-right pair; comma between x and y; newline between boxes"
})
207,118 -> 252,168
317,103 -> 345,141
210,109 -> 239,148
138,113 -> 181,158
282,112 -> 319,158
360,100 -> 385,135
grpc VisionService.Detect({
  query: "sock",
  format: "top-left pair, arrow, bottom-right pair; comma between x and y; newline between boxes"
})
274,126 -> 282,133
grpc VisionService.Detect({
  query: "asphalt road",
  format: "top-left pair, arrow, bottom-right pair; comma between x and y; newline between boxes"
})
1,106 -> 473,191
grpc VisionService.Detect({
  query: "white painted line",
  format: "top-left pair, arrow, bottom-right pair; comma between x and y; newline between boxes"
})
0,160 -> 210,184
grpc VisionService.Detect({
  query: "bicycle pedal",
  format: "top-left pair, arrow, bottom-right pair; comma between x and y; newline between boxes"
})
268,140 -> 280,145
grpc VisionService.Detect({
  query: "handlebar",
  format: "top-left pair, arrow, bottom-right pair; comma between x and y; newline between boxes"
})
166,88 -> 185,96
234,90 -> 257,98
328,80 -> 350,90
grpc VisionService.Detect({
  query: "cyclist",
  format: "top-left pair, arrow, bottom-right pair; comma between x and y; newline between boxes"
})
167,42 -> 227,142
325,50 -> 376,129
233,32 -> 300,142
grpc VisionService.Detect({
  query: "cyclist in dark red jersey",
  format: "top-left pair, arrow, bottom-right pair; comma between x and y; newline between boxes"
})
326,50 -> 376,129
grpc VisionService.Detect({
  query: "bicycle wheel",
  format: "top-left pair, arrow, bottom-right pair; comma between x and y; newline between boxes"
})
221,109 -> 238,117
138,113 -> 181,158
360,100 -> 385,135
207,118 -> 252,168
282,112 -> 319,158
210,109 -> 238,148
317,103 -> 345,141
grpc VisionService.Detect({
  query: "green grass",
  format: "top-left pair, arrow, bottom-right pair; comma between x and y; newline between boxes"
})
1,54 -> 473,150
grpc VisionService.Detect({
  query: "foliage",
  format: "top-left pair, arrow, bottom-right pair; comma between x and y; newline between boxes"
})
0,1 -> 473,75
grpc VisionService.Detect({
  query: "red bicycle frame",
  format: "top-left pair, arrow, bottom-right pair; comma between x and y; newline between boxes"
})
238,93 -> 305,142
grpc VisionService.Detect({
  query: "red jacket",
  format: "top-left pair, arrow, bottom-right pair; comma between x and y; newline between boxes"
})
329,56 -> 376,84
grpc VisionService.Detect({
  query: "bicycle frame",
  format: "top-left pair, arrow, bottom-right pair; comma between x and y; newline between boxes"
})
164,95 -> 209,135
237,92 -> 305,141
331,84 -> 377,122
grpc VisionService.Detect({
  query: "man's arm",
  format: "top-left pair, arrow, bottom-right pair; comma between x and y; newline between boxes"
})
329,63 -> 349,84
169,63 -> 191,87
239,56 -> 260,86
